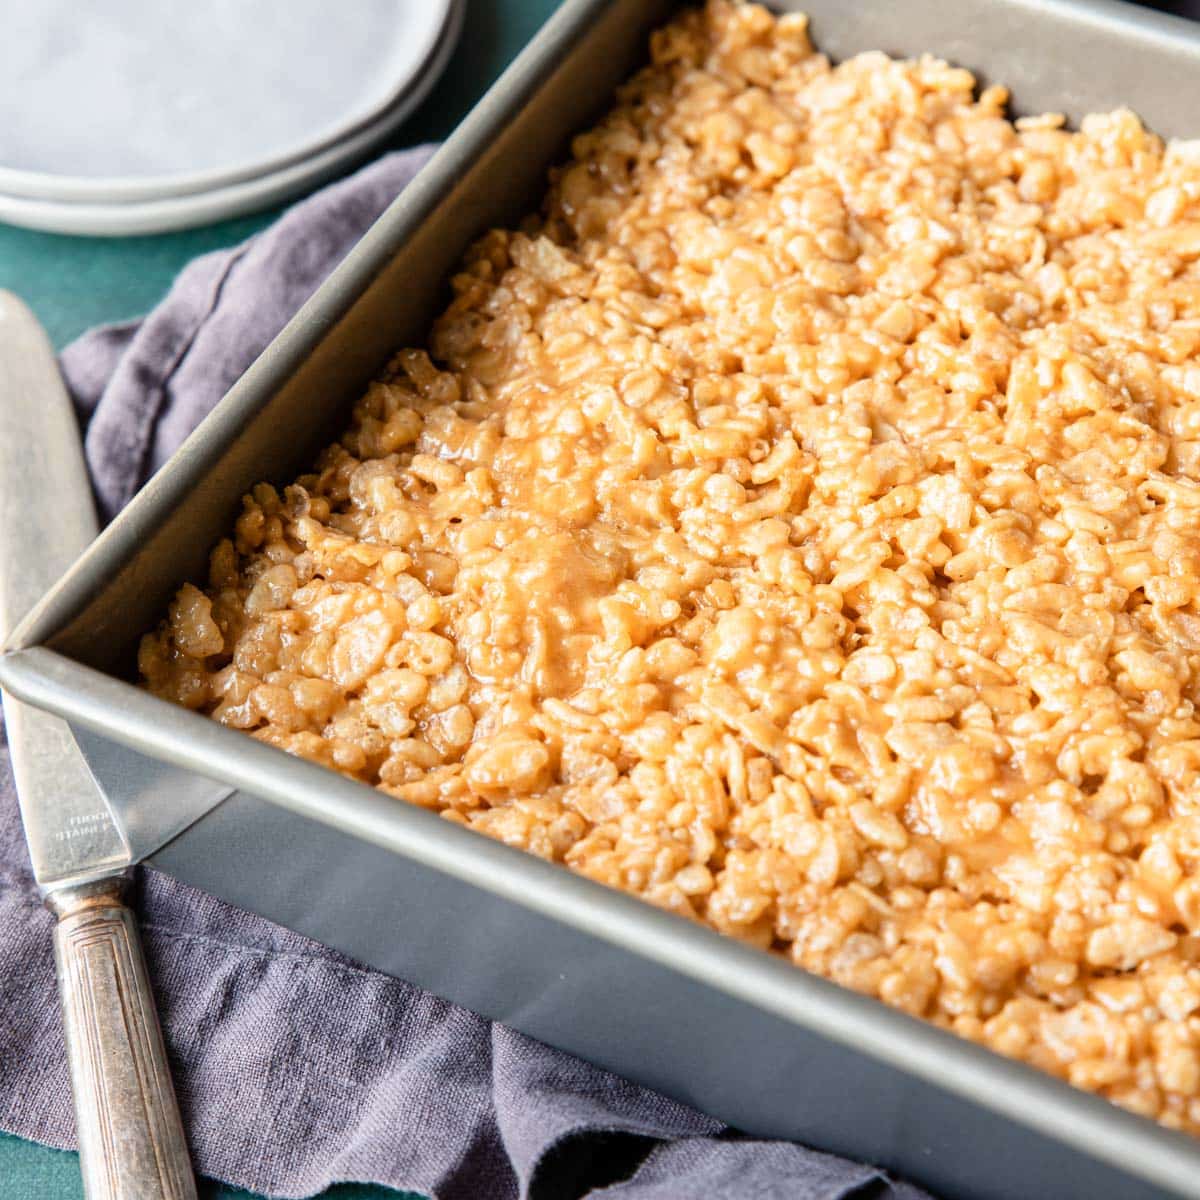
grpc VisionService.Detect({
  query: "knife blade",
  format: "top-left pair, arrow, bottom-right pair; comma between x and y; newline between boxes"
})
0,290 -> 196,1200
0,293 -> 130,890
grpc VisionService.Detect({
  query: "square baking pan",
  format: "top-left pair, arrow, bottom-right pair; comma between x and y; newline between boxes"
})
5,1 -> 1200,1196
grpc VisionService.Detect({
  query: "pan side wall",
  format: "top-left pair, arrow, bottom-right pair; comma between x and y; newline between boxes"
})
149,790 -> 1173,1200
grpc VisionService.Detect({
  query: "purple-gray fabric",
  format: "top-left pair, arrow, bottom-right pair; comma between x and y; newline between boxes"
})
0,145 -> 931,1200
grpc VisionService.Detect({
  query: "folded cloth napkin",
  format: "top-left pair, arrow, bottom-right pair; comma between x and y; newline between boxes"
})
0,145 -> 932,1200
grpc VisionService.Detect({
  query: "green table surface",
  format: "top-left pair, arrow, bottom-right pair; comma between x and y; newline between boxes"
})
0,2 -> 560,1197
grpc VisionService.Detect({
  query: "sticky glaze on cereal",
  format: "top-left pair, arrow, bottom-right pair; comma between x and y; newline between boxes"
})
141,1 -> 1200,1132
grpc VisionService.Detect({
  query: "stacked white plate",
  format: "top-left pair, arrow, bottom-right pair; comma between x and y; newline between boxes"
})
0,0 -> 463,235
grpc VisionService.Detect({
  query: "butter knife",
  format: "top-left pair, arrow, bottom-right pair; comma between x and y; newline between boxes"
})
0,291 -> 197,1200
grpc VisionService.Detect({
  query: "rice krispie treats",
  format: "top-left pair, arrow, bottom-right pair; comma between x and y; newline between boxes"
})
142,1 -> 1200,1131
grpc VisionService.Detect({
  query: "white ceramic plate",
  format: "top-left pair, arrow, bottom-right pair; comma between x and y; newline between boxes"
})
0,0 -> 463,236
0,0 -> 454,203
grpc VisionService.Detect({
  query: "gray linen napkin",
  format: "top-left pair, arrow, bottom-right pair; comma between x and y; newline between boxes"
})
0,146 -> 931,1200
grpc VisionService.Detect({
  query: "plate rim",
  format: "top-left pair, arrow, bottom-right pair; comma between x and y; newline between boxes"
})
0,0 -> 464,236
0,0 -> 454,204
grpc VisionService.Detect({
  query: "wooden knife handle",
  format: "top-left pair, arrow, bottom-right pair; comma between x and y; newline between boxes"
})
48,877 -> 197,1200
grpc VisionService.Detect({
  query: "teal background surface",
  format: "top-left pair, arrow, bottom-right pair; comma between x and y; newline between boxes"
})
0,2 -> 560,1197
0,1131 -> 423,1200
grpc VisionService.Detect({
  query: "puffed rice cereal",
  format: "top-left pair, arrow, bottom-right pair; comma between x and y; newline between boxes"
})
141,1 -> 1200,1133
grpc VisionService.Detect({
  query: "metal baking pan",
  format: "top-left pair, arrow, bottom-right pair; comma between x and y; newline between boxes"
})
5,1 -> 1200,1196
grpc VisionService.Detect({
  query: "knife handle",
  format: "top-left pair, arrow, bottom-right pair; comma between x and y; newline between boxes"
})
48,877 -> 197,1200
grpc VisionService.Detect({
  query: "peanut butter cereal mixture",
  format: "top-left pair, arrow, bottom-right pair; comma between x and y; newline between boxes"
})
141,1 -> 1200,1131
